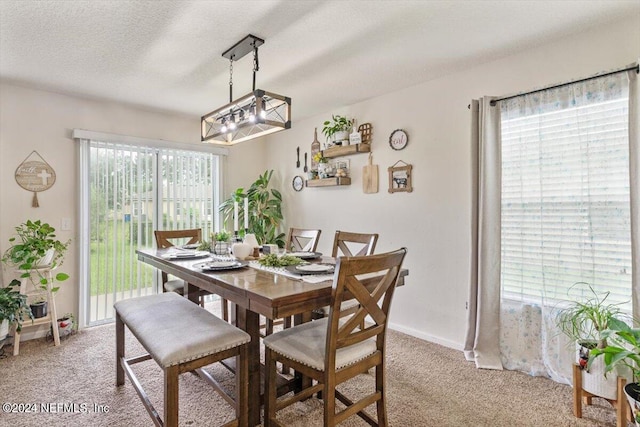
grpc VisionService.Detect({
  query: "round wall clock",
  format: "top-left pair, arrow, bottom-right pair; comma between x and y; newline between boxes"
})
292,175 -> 304,192
389,129 -> 408,151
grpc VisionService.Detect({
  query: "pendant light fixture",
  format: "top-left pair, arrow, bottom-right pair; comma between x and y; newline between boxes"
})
201,34 -> 291,145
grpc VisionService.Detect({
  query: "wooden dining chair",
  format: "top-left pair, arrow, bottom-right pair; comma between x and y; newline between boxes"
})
265,227 -> 323,336
331,230 -> 378,258
286,227 -> 322,252
312,230 -> 379,324
264,228 -> 322,375
154,229 -> 228,319
263,248 -> 407,427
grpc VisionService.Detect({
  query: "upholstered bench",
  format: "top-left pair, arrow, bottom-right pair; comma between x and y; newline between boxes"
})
114,292 -> 250,427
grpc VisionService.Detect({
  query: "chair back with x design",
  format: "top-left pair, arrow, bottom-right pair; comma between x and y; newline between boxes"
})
332,230 -> 378,257
286,228 -> 322,252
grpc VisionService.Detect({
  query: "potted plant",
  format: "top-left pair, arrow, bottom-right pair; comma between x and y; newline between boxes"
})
220,170 -> 285,248
29,295 -> 48,318
0,282 -> 33,341
56,312 -> 76,337
322,115 -> 352,146
313,152 -> 331,178
1,220 -> 70,293
555,282 -> 631,400
211,230 -> 231,255
589,323 -> 640,425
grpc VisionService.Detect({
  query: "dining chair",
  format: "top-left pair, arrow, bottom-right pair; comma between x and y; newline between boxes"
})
263,247 -> 407,427
154,229 -> 228,318
331,230 -> 378,258
264,227 -> 323,337
285,227 -> 322,253
312,230 -> 379,324
264,227 -> 322,375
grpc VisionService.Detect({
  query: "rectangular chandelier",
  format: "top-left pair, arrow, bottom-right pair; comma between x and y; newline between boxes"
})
201,89 -> 291,145
201,34 -> 291,145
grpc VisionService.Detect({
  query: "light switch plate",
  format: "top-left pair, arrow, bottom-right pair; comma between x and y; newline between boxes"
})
61,218 -> 71,231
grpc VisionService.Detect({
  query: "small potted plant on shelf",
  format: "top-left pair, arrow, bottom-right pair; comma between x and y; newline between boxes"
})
322,115 -> 353,147
313,153 -> 331,178
0,282 -> 33,341
589,323 -> 640,426
1,220 -> 71,293
211,230 -> 231,255
29,295 -> 48,319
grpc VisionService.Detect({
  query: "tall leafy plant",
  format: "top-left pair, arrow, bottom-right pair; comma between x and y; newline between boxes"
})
219,170 -> 285,247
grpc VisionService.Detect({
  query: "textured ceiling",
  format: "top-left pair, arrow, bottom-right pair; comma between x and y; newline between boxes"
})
1,1 -> 638,121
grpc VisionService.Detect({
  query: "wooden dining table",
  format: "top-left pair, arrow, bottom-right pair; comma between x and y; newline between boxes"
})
136,248 -> 408,426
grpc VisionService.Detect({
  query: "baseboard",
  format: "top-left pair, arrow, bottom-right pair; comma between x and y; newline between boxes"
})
388,322 -> 464,351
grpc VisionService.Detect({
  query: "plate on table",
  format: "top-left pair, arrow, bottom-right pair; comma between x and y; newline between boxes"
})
181,243 -> 200,249
285,263 -> 334,275
193,260 -> 248,271
162,250 -> 210,260
286,251 -> 322,260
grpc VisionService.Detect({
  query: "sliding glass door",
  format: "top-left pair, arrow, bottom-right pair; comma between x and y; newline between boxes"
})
80,141 -> 220,326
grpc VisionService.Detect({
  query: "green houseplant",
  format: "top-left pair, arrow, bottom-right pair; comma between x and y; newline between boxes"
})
322,115 -> 352,145
589,323 -> 640,425
2,220 -> 70,293
210,230 -> 231,255
219,170 -> 285,248
0,282 -> 33,339
556,283 -> 627,350
555,282 -> 631,400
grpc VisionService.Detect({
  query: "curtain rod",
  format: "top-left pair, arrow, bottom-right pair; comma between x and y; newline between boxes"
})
489,64 -> 639,106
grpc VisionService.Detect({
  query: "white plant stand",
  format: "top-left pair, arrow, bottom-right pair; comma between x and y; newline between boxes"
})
12,267 -> 60,356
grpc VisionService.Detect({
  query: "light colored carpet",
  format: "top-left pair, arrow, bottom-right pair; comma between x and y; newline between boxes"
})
0,308 -> 621,426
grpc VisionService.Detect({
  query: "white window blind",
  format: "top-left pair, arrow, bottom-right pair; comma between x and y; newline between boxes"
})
500,75 -> 632,310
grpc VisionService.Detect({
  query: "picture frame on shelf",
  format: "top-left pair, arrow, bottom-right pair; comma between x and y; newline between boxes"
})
329,159 -> 350,177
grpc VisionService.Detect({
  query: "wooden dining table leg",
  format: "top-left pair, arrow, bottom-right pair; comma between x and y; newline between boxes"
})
185,282 -> 200,304
235,304 -> 261,426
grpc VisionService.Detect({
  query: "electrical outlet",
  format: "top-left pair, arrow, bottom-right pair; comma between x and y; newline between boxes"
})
61,218 -> 72,231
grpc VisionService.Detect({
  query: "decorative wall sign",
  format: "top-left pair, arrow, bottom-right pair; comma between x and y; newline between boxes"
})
15,151 -> 56,207
388,160 -> 413,193
389,129 -> 408,150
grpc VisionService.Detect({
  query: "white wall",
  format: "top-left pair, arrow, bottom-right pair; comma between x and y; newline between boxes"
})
0,84 -> 264,337
262,16 -> 640,349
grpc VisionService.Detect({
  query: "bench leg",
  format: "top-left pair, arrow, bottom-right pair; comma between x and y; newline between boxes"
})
165,365 -> 180,427
116,314 -> 125,386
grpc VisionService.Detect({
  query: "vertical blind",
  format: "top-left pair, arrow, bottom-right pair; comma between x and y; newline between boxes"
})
87,142 -> 219,324
500,75 -> 632,310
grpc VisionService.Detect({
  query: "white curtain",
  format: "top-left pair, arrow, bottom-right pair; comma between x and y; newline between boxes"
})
629,68 -> 640,320
464,97 -> 504,370
498,71 -> 634,384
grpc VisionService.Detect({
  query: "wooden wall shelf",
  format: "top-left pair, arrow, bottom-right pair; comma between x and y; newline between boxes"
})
321,143 -> 370,159
306,177 -> 351,187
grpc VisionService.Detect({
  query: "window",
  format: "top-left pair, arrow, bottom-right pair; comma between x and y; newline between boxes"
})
77,132 -> 224,326
500,74 -> 632,310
